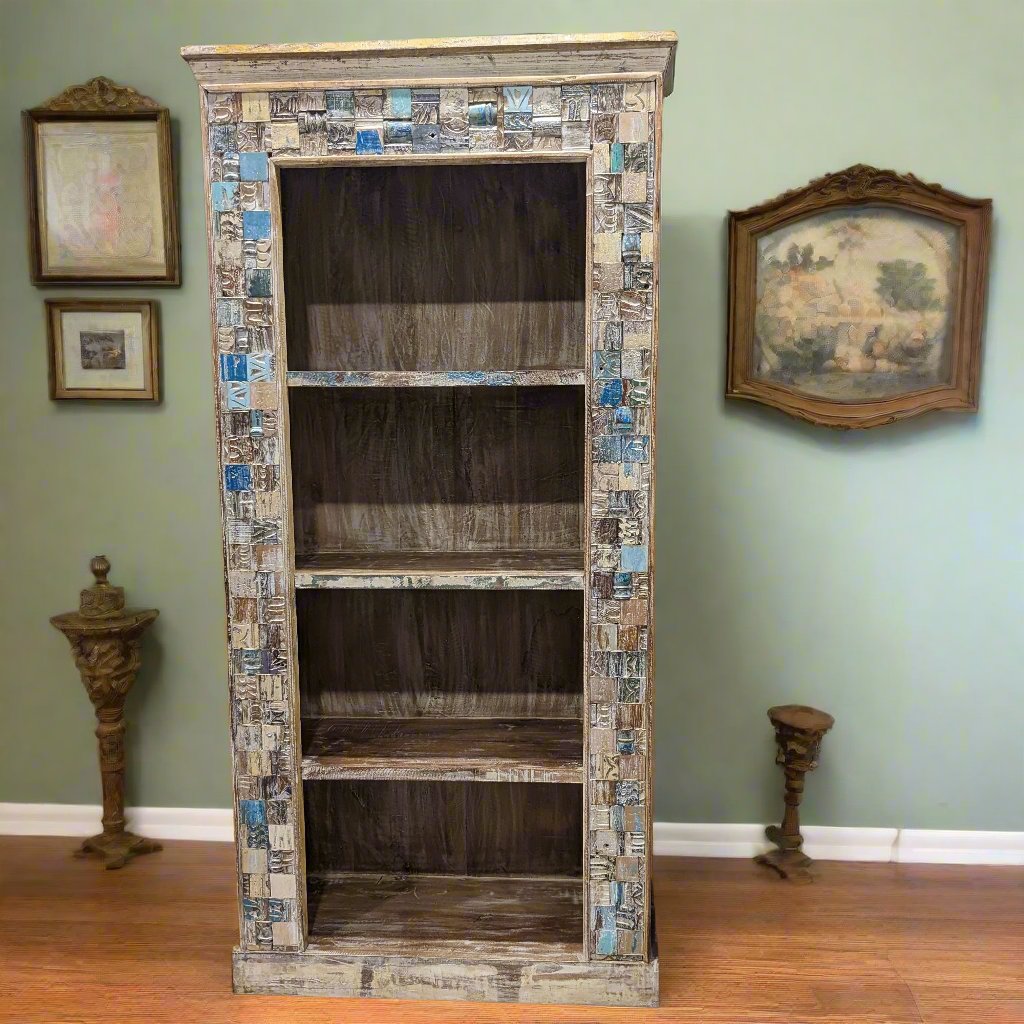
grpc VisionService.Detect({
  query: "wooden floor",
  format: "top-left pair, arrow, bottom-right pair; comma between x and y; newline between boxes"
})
2,836 -> 1022,1023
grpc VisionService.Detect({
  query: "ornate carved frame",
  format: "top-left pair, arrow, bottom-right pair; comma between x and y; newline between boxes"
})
727,164 -> 992,429
23,77 -> 181,285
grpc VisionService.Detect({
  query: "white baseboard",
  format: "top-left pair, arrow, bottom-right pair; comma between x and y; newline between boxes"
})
654,822 -> 1024,865
0,803 -> 233,843
2,804 -> 1021,866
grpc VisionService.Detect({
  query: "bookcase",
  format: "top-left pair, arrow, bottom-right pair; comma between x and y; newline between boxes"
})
184,32 -> 676,1007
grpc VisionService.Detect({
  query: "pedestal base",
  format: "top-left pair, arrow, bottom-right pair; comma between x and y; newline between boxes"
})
755,825 -> 814,884
75,830 -> 163,870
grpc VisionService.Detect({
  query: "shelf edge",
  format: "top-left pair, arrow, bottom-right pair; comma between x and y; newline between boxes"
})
287,369 -> 586,388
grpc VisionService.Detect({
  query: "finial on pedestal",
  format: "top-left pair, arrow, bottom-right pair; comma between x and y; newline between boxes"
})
80,554 -> 125,618
90,555 -> 111,585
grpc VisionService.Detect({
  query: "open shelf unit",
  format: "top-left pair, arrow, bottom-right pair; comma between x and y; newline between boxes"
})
282,157 -> 587,964
188,31 -> 674,1004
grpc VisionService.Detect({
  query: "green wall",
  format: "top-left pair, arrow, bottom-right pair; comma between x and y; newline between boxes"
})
3,0 -> 1021,829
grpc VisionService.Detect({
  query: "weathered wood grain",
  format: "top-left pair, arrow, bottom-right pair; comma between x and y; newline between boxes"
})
180,31 -> 678,96
307,872 -> 583,955
303,780 -> 583,877
287,369 -> 586,388
293,550 -> 585,590
301,718 -> 583,783
280,163 -> 585,373
296,588 -> 583,719
288,387 -> 584,557
234,946 -> 657,1005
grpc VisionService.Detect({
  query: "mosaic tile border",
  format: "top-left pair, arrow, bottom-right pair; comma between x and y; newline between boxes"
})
203,78 -> 659,961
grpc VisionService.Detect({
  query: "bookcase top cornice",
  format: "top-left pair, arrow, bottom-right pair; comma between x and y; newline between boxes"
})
181,31 -> 678,94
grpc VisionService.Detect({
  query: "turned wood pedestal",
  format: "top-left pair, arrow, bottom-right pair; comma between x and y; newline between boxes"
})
756,703 -> 834,884
50,556 -> 160,869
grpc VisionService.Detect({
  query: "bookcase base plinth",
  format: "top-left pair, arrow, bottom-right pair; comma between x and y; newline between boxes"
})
232,947 -> 659,1007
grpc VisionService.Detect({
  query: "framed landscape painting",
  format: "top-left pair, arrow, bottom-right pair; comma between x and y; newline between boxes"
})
727,165 -> 991,428
24,77 -> 179,285
46,300 -> 160,401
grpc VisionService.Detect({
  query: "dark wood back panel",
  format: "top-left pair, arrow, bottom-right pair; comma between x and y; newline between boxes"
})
304,780 -> 583,876
289,386 -> 584,555
297,589 -> 583,719
280,162 -> 586,371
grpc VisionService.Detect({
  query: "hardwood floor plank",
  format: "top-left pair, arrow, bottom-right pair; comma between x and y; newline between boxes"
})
2,838 -> 1022,1023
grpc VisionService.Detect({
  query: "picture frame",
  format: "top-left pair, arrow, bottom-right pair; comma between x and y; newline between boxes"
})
23,77 -> 180,285
46,299 -> 160,401
727,164 -> 991,429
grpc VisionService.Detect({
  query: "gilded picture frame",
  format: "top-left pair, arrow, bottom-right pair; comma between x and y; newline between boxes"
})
727,164 -> 991,429
23,77 -> 180,285
46,299 -> 160,401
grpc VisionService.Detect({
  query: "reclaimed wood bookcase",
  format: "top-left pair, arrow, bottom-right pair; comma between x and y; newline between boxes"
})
183,32 -> 676,1007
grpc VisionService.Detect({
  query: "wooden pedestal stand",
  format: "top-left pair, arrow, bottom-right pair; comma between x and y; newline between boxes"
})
756,704 -> 834,884
50,556 -> 160,869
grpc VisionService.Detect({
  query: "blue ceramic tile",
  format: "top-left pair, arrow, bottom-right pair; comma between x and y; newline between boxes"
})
211,181 -> 237,212
620,545 -> 649,572
384,120 -> 412,145
412,124 -> 441,152
599,379 -> 624,406
216,300 -> 242,327
225,465 -> 252,491
386,88 -> 412,118
612,406 -> 634,432
242,896 -> 260,920
325,90 -> 355,118
621,436 -> 650,463
621,232 -> 641,261
503,111 -> 532,131
247,353 -> 272,382
612,572 -> 633,598
239,799 -> 266,827
593,351 -> 621,379
610,142 -> 624,173
245,822 -> 269,848
468,102 -> 496,127
220,353 -> 248,381
355,128 -> 383,154
596,929 -> 618,956
239,151 -> 269,181
209,124 -> 236,154
594,435 -> 623,463
267,899 -> 290,922
246,268 -> 272,298
242,211 -> 271,239
503,85 -> 533,112
226,381 -> 251,410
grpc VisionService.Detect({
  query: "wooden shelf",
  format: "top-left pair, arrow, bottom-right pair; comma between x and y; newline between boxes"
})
287,369 -> 586,388
294,550 -> 585,590
306,872 -> 585,962
301,717 -> 583,783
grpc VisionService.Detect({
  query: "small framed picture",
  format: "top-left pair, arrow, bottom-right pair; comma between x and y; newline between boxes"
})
23,77 -> 179,285
46,300 -> 160,401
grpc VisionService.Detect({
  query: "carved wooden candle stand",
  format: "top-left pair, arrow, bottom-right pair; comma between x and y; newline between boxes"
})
50,556 -> 160,869
756,704 -> 834,884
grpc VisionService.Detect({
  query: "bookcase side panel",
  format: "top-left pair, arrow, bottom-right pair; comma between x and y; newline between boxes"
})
204,87 -> 305,953
586,80 -> 658,963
